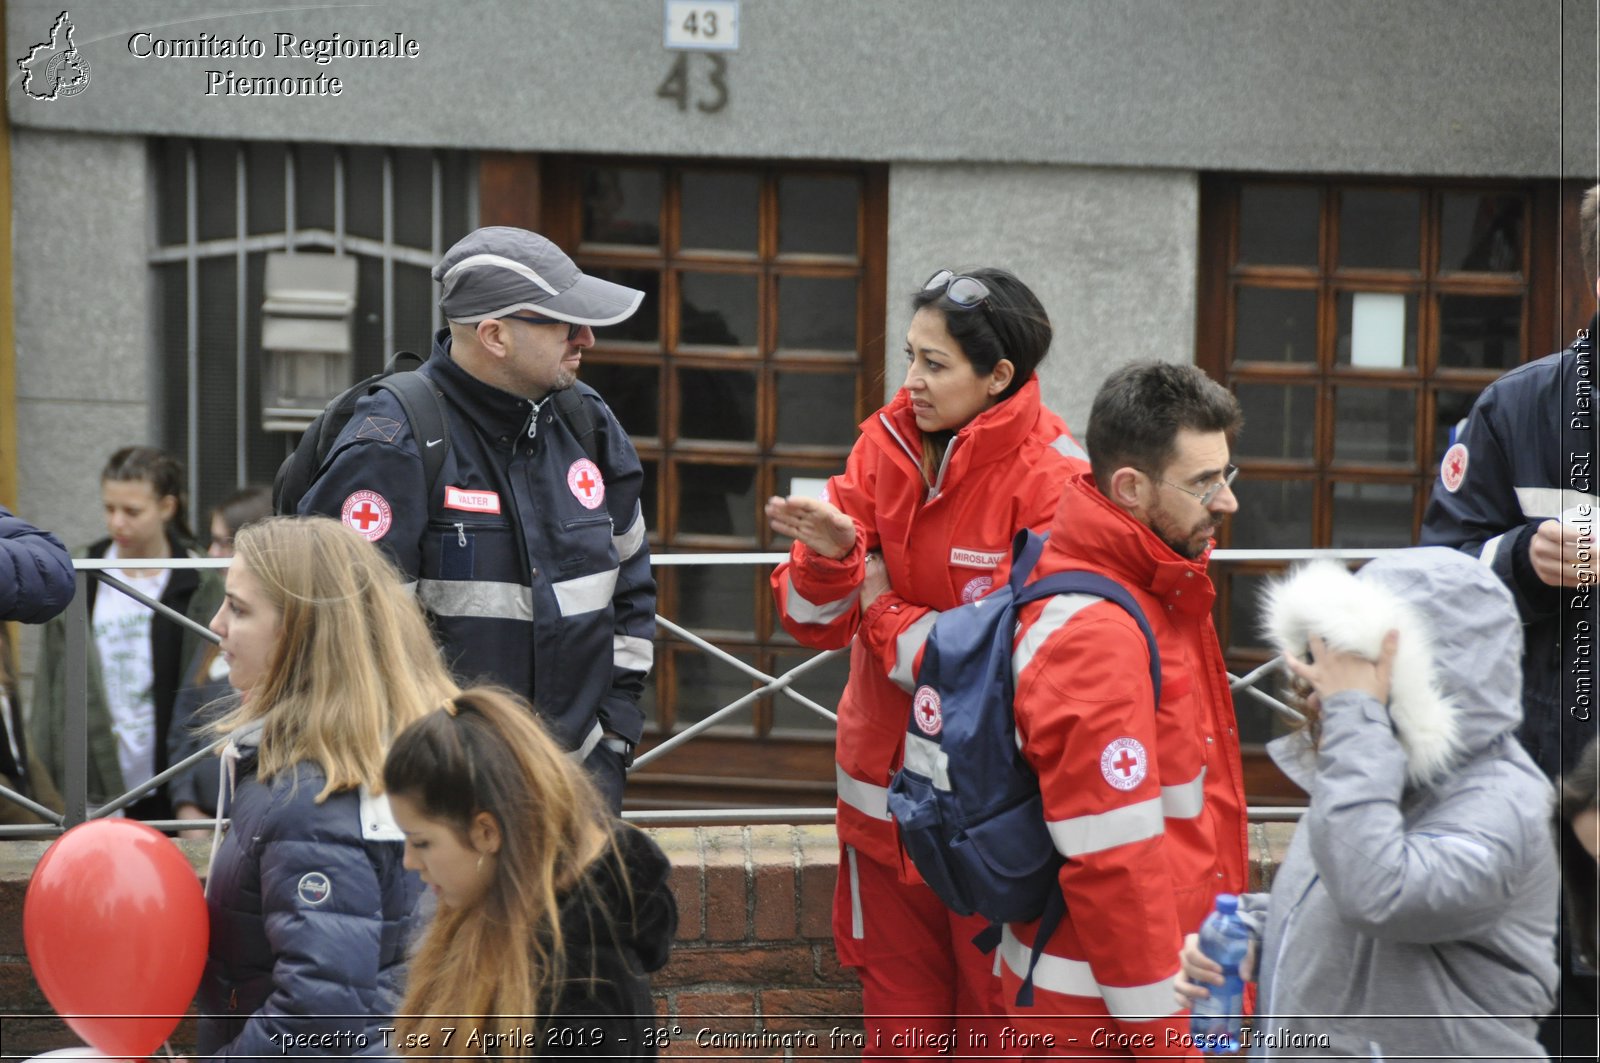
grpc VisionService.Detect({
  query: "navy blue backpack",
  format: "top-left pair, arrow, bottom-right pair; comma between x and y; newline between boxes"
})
886,528 -> 1160,1005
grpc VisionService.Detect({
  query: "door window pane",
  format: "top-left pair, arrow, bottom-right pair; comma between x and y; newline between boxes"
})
778,276 -> 858,352
576,363 -> 659,438
672,647 -> 759,727
196,140 -> 238,241
1228,480 -> 1314,549
1438,295 -> 1523,371
1334,387 -> 1415,464
679,273 -> 758,347
1336,292 -> 1417,368
677,369 -> 757,443
1331,482 -> 1415,547
777,372 -> 858,446
673,567 -> 756,634
1233,384 -> 1316,461
771,649 -> 849,732
1225,573 -> 1275,653
681,171 -> 759,252
1234,288 -> 1316,363
1238,185 -> 1319,266
588,267 -> 660,344
1339,189 -> 1420,270
581,166 -> 661,247
246,142 -> 287,237
676,463 -> 758,537
779,175 -> 859,256
1440,193 -> 1523,273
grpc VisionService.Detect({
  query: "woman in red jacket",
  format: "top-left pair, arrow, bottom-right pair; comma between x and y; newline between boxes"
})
768,268 -> 1087,1058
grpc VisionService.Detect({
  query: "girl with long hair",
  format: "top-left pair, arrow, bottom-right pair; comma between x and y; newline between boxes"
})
384,687 -> 676,1059
766,268 -> 1088,1055
195,516 -> 457,1059
31,445 -> 222,820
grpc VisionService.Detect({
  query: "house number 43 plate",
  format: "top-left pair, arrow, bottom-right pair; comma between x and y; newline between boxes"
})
664,0 -> 739,51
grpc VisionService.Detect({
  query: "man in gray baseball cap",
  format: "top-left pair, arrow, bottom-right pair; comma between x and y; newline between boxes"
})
297,227 -> 656,813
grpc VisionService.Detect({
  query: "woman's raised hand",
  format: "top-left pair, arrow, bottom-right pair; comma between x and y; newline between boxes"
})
766,495 -> 857,560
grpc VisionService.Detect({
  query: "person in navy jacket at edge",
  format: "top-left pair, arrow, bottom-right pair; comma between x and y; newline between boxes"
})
1419,183 -> 1600,1060
0,503 -> 73,823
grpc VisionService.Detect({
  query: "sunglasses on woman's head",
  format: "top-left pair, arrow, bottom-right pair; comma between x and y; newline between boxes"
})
922,269 -> 991,310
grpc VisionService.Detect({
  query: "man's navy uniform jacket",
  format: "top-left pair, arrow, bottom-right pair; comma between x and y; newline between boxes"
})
1421,313 -> 1600,778
299,329 -> 655,758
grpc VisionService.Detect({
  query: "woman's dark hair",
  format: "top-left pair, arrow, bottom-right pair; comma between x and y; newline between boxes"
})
212,484 -> 274,541
1085,361 -> 1243,490
910,267 -> 1052,402
101,445 -> 192,543
1557,737 -> 1600,970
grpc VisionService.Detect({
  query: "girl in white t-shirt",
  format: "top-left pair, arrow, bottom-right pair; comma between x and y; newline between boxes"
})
29,446 -> 223,820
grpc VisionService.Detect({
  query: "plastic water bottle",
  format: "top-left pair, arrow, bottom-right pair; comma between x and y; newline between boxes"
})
1190,893 -> 1249,1055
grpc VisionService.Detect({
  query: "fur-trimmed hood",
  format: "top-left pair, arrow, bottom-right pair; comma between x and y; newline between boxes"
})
1262,546 -> 1523,786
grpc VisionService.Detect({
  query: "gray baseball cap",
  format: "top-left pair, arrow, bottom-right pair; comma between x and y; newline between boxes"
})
433,226 -> 644,326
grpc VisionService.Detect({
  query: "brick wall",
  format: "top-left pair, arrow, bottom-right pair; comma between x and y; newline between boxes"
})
0,823 -> 1296,1059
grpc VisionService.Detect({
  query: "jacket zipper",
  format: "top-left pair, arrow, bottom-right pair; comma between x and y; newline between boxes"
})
454,522 -> 467,547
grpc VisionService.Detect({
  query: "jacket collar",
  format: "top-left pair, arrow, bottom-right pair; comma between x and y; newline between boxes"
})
426,327 -> 539,443
1044,472 -> 1217,613
866,376 -> 1048,489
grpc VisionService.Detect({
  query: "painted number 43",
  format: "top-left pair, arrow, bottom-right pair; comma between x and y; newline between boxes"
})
660,1 -> 736,114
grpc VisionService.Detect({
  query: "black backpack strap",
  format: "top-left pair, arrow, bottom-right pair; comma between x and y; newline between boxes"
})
1014,886 -> 1068,1008
375,364 -> 450,500
551,386 -> 600,465
1007,528 -> 1049,593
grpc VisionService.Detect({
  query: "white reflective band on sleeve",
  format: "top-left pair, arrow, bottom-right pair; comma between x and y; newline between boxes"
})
835,764 -> 891,821
1478,531 -> 1507,569
1047,796 -> 1164,857
417,578 -> 534,621
1100,975 -> 1184,1021
784,577 -> 859,625
998,926 -> 1182,1020
1162,768 -> 1206,819
613,507 -> 647,562
888,611 -> 940,692
553,567 -> 620,617
1516,486 -> 1600,519
1013,593 -> 1102,679
1050,433 -> 1089,461
573,720 -> 605,762
613,634 -> 654,672
902,733 -> 951,790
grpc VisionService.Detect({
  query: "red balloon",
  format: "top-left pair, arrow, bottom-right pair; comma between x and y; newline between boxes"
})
24,820 -> 209,1059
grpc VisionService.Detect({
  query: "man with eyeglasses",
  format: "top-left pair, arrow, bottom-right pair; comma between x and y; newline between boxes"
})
999,362 -> 1249,1056
297,226 -> 655,813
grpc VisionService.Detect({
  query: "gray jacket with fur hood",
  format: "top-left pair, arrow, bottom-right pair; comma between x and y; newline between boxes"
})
1244,547 -> 1558,1061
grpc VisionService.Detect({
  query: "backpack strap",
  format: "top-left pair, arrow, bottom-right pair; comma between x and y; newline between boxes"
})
1019,570 -> 1162,703
551,386 -> 600,465
373,357 -> 450,501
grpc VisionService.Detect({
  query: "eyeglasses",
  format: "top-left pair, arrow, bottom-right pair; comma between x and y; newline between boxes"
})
922,269 -> 992,310
503,313 -> 583,341
1159,464 -> 1240,507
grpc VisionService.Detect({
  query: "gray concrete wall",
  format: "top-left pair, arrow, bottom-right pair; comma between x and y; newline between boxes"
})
886,164 -> 1197,436
10,129 -> 153,550
5,0 -> 1596,178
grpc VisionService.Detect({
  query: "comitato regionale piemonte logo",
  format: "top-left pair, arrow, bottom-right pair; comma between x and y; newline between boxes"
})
17,11 -> 92,101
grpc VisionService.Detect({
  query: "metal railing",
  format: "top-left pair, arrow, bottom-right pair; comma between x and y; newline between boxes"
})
0,548 -> 1395,837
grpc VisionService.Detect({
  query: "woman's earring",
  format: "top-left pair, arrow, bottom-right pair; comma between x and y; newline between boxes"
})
476,852 -> 486,872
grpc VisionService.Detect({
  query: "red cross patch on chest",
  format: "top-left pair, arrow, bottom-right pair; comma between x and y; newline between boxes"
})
567,459 -> 605,510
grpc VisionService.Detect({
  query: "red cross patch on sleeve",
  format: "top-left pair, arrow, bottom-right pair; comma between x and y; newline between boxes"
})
1100,737 -> 1148,791
340,490 -> 393,542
